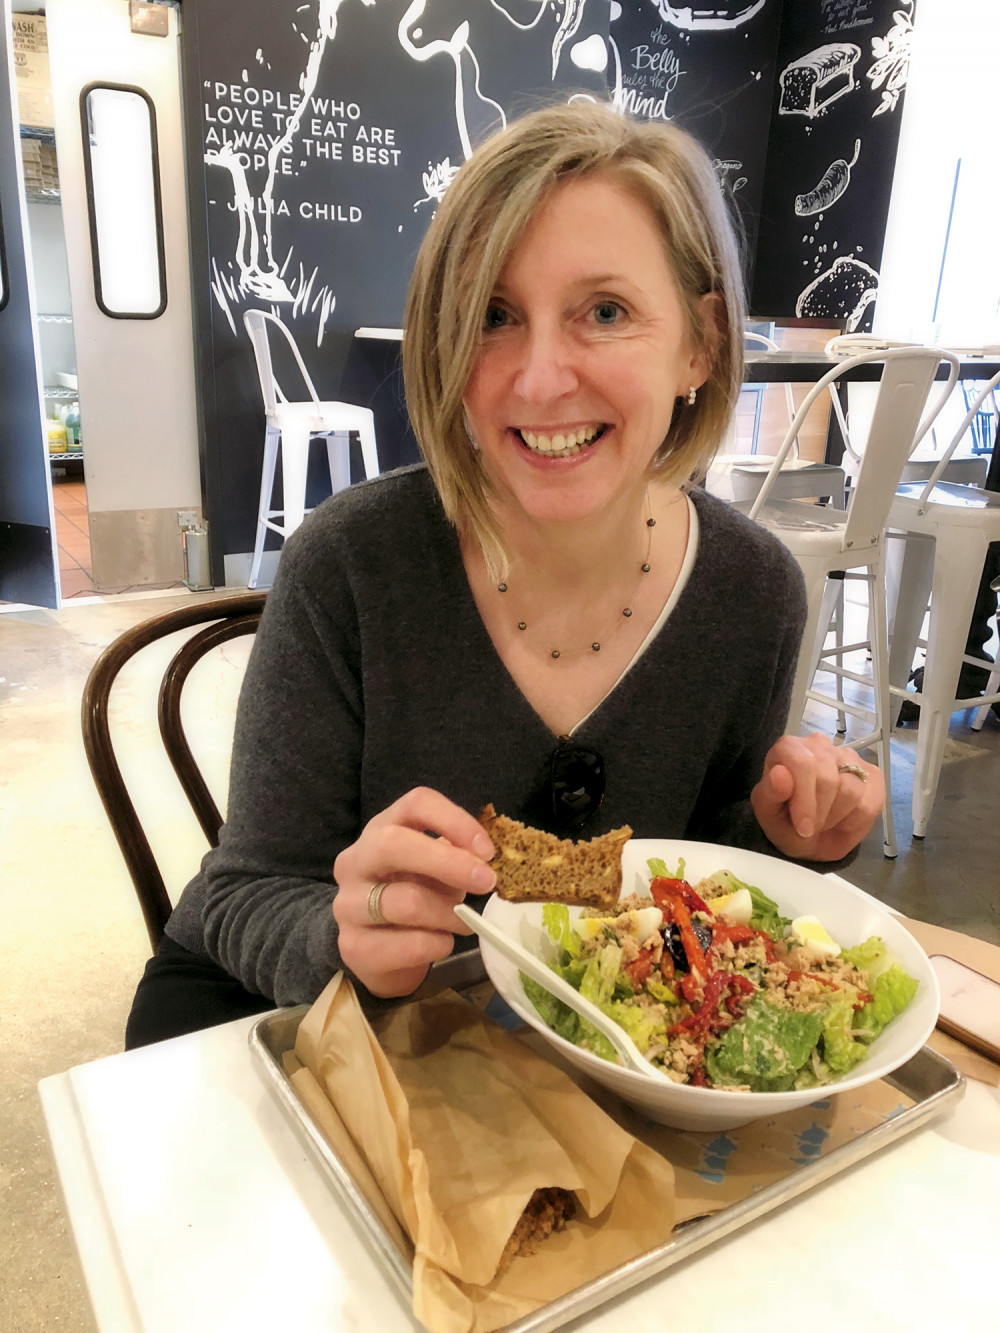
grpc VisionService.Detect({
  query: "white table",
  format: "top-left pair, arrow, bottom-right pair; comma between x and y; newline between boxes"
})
39,1007 -> 1000,1333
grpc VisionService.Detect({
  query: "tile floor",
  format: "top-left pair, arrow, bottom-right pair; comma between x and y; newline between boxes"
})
2,582 -> 998,1332
51,475 -> 96,599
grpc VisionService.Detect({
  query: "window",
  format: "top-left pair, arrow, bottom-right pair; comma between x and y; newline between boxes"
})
80,84 -> 166,318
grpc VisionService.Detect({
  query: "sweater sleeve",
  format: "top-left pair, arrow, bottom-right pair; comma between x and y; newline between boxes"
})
193,532 -> 366,1006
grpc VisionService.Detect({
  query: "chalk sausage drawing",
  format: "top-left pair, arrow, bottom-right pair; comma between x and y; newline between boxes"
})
795,140 -> 861,217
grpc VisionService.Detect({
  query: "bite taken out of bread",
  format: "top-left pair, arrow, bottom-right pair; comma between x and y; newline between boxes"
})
478,804 -> 632,910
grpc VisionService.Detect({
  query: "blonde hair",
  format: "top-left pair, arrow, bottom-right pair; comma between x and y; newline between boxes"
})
402,100 -> 745,578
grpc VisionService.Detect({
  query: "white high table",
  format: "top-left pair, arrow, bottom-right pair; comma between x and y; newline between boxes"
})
39,1005 -> 999,1333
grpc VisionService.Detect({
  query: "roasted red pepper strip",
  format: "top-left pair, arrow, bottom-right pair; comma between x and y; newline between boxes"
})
650,880 -> 708,983
668,971 -> 727,1037
624,951 -> 654,990
725,973 -> 757,1015
649,876 -> 710,915
711,922 -> 756,947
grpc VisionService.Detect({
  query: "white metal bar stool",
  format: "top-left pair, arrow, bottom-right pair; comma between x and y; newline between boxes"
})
735,346 -> 960,858
244,309 -> 380,589
885,369 -> 1000,836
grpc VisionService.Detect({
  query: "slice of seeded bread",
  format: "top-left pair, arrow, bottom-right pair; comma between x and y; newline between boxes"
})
478,804 -> 632,910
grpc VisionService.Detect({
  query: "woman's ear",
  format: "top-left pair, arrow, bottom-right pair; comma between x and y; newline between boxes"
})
690,291 -> 725,388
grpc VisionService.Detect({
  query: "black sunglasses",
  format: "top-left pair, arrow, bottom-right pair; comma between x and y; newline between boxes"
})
541,738 -> 606,833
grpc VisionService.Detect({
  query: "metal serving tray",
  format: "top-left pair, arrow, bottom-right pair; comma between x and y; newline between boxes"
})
248,952 -> 965,1333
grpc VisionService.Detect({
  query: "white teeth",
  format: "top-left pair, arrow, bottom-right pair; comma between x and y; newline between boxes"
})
519,425 -> 602,456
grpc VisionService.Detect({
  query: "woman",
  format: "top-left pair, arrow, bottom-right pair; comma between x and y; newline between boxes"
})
126,102 -> 883,1047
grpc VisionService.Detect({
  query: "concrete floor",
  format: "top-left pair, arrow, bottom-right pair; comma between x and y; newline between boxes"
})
1,585 -> 998,1332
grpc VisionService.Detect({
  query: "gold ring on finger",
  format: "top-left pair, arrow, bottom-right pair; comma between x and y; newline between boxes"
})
837,762 -> 868,783
366,880 -> 390,926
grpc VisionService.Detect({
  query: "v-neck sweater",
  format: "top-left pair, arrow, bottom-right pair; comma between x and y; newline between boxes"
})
165,464 -> 807,1006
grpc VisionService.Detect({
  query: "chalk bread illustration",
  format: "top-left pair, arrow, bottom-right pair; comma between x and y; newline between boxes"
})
796,257 -> 879,332
653,0 -> 767,29
795,140 -> 860,216
779,43 -> 861,118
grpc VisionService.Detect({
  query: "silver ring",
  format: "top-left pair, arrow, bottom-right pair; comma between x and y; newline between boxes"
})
838,762 -> 868,784
366,880 -> 390,926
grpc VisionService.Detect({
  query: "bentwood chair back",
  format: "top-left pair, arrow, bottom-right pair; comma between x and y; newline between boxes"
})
243,310 -> 379,589
81,593 -> 266,948
737,346 -> 961,857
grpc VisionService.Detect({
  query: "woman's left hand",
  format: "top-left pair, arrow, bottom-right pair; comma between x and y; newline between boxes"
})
750,733 -> 884,862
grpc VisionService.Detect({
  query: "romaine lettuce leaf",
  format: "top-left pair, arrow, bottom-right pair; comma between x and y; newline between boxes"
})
821,997 -> 871,1073
853,963 -> 919,1042
599,999 -> 665,1054
647,855 -> 686,881
519,973 -> 617,1062
542,902 -> 583,960
579,942 -> 621,1007
705,995 -> 824,1091
840,936 -> 891,980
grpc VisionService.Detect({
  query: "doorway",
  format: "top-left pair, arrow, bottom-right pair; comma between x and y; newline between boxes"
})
2,0 -> 203,607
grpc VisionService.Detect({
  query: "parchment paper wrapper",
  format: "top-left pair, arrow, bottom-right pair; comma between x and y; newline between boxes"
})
286,914 -> 997,1332
292,974 -> 679,1333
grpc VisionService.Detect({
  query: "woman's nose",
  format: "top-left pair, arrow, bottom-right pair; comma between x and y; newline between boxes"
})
512,324 -> 579,403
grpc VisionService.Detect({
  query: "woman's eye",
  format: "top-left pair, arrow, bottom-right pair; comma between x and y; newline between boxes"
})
483,304 -> 509,332
592,301 -> 624,326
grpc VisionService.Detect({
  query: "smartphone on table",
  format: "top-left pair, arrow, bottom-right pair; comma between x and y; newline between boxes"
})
930,954 -> 1000,1063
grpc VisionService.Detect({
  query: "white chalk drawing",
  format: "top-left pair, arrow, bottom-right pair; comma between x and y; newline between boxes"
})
413,156 -> 461,210
398,1 -> 506,162
778,43 -> 860,118
794,139 -> 860,216
487,1 -> 588,78
206,0 -> 599,344
652,1 -> 767,31
796,255 -> 879,331
867,3 -> 913,117
570,31 -> 607,72
206,0 -> 375,339
608,12 -> 684,121
714,158 -> 747,194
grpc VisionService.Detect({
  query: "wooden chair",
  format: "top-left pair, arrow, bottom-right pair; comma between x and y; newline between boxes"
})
81,592 -> 266,948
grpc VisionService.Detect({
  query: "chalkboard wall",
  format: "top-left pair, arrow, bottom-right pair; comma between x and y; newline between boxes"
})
181,0 -> 912,579
609,0 -> 784,287
751,0 -> 914,328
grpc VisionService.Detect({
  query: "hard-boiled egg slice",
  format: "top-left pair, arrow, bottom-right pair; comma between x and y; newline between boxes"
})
578,906 -> 663,943
787,914 -> 841,959
708,888 -> 753,926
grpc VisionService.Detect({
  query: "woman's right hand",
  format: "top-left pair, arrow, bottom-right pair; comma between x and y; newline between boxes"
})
332,787 -> 497,998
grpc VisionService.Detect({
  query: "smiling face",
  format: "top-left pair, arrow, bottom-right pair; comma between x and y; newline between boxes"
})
462,173 -> 710,529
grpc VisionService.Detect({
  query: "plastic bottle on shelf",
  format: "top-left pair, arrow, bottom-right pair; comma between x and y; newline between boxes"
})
47,418 -> 67,453
65,402 -> 80,448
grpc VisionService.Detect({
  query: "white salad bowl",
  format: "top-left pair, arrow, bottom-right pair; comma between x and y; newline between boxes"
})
479,838 -> 940,1131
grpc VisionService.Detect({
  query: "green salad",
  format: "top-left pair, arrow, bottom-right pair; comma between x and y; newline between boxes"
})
521,858 -> 919,1092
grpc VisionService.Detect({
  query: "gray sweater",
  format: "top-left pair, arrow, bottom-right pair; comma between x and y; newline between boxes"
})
166,465 -> 807,1005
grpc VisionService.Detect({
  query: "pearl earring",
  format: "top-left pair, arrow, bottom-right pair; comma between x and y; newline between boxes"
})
687,386 -> 698,406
